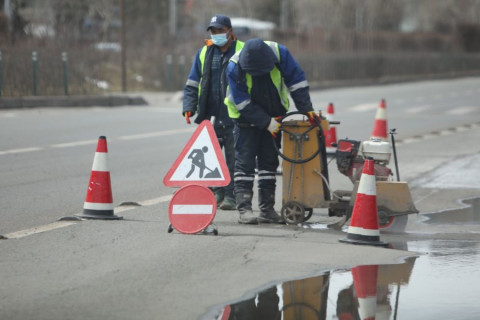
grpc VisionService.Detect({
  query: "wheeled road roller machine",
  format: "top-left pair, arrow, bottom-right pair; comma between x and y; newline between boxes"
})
275,111 -> 418,232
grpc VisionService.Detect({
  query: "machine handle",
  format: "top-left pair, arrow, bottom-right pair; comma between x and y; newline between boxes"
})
272,111 -> 322,164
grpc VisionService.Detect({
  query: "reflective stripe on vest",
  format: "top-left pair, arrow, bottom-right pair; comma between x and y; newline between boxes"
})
225,41 -> 289,119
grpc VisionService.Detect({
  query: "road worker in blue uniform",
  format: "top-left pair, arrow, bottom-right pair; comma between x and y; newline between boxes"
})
224,38 -> 320,224
183,15 -> 244,210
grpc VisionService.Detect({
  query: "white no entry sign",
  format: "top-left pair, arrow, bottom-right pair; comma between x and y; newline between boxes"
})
168,184 -> 216,234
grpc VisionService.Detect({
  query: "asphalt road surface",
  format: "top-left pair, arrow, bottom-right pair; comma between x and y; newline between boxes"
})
1,77 -> 480,319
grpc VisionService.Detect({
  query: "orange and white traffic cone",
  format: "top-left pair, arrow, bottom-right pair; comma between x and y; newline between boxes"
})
339,158 -> 388,247
77,136 -> 122,220
370,99 -> 388,141
325,102 -> 338,153
352,265 -> 379,320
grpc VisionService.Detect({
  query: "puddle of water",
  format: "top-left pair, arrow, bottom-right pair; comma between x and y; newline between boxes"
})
422,197 -> 480,225
203,240 -> 480,320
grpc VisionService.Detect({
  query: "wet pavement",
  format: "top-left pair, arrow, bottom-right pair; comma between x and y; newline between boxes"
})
203,238 -> 480,320
422,197 -> 480,225
201,151 -> 480,319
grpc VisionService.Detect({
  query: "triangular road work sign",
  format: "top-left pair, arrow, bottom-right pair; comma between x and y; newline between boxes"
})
163,120 -> 231,187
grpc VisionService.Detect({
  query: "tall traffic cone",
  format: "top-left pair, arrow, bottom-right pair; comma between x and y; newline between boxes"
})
77,136 -> 122,220
352,265 -> 379,320
325,102 -> 338,152
339,158 -> 388,247
370,99 -> 388,141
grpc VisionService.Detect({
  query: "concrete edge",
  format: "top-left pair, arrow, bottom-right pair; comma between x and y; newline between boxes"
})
0,95 -> 149,109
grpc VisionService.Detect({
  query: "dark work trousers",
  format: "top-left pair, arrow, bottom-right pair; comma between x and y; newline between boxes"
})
233,125 -> 279,193
212,125 -> 235,198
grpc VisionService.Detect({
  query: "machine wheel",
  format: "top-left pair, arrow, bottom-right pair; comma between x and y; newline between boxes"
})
281,201 -> 307,224
378,206 -> 408,233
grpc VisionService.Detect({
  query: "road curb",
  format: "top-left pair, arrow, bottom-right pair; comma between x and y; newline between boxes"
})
0,94 -> 148,109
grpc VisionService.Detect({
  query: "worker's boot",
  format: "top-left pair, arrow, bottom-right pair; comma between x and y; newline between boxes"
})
219,191 -> 236,210
236,191 -> 258,225
258,189 -> 285,224
212,188 -> 225,208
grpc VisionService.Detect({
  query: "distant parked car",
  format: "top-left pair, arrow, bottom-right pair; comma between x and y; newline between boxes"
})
230,17 -> 276,39
93,42 -> 121,52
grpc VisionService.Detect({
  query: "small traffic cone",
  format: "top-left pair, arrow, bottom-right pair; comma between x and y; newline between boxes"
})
352,265 -> 379,320
325,102 -> 338,152
370,99 -> 388,141
339,158 -> 388,247
77,136 -> 122,220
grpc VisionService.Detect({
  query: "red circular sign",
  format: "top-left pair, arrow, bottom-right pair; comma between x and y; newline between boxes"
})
168,185 -> 216,234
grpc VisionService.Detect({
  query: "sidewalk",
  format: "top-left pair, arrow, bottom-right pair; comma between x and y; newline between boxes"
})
0,93 -> 150,109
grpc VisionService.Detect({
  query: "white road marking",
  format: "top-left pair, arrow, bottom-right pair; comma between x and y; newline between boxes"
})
0,128 -> 195,155
445,106 -> 477,115
4,221 -> 76,239
140,195 -> 173,206
0,112 -> 17,118
50,139 -> 98,148
0,147 -> 43,155
1,194 -> 173,240
348,103 -> 378,112
118,128 -> 195,140
405,105 -> 431,114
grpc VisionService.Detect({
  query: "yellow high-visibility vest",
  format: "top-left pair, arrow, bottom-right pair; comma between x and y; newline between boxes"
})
224,41 -> 290,119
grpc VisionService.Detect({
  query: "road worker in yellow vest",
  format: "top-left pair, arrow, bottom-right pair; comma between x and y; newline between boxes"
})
224,38 -> 320,224
183,15 -> 244,210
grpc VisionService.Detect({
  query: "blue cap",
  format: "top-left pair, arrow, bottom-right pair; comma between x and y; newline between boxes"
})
207,15 -> 232,31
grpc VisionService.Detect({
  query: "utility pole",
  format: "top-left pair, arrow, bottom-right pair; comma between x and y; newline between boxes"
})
280,0 -> 289,31
355,0 -> 365,31
120,0 -> 127,92
169,0 -> 176,36
3,0 -> 12,22
4,0 -> 12,42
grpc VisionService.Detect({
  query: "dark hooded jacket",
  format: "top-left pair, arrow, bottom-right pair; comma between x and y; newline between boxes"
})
237,39 -> 284,120
225,38 -> 313,129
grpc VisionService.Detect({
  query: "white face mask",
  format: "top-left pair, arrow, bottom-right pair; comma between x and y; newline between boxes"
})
211,33 -> 229,47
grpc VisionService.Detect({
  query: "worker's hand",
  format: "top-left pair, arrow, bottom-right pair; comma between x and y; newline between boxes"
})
267,117 -> 281,138
184,111 -> 192,124
306,111 -> 321,126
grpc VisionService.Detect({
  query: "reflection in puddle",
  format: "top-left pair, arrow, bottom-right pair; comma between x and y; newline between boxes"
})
204,240 -> 480,320
422,197 -> 480,224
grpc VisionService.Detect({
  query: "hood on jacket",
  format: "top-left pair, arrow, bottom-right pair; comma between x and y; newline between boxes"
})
238,38 -> 277,76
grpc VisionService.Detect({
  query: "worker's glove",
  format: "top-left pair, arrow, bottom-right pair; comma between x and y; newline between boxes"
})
267,117 -> 281,138
306,111 -> 321,126
183,111 -> 193,124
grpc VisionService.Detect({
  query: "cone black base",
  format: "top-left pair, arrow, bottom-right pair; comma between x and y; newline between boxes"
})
339,237 -> 388,247
76,209 -> 123,220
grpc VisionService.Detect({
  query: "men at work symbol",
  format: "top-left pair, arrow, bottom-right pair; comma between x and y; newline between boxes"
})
186,146 -> 221,179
